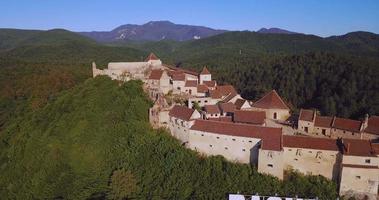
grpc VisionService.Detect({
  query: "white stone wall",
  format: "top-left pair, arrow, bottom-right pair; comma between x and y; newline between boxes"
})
282,147 -> 340,180
188,97 -> 219,109
342,155 -> 379,167
172,80 -> 185,94
169,116 -> 192,144
330,128 -> 362,139
200,74 -> 211,84
251,107 -> 290,121
258,149 -> 284,179
313,126 -> 332,136
188,130 -> 261,164
339,167 -> 379,196
184,86 -> 197,96
160,72 -> 171,94
298,120 -> 314,133
185,74 -> 198,81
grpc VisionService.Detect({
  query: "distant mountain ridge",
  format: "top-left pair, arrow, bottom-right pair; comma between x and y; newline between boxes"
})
257,27 -> 299,34
79,21 -> 227,42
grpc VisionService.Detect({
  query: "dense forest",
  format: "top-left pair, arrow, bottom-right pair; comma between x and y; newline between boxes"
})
125,31 -> 379,119
0,77 -> 337,199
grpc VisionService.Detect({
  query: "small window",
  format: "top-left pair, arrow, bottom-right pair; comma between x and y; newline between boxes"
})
267,164 -> 273,168
232,139 -> 236,141
242,149 -> 246,152
356,176 -> 361,179
352,132 -> 355,136
249,140 -> 252,143
288,149 -> 292,151
294,158 -> 298,161
365,159 -> 371,164
343,130 -> 346,133
225,147 -> 228,150
209,145 -> 213,148
308,151 -> 312,153
201,134 -> 204,136
205,100 -> 208,103
216,137 -> 220,139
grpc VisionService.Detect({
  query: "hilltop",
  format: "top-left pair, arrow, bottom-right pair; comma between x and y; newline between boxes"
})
79,20 -> 227,42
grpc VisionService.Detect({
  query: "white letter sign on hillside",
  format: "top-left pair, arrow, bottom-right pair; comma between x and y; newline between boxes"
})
228,194 -> 314,200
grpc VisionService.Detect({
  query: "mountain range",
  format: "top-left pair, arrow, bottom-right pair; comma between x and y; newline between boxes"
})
78,21 -> 306,42
79,21 -> 227,42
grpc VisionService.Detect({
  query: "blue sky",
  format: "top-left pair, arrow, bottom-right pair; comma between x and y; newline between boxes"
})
0,0 -> 378,37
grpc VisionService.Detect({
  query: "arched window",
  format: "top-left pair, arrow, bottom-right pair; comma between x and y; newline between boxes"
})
273,112 -> 277,119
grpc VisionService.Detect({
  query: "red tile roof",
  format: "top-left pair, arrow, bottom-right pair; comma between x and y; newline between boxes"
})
204,105 -> 220,114
235,98 -> 247,110
216,85 -> 237,97
207,116 -> 233,122
365,116 -> 379,135
145,53 -> 159,61
372,143 -> 379,155
148,69 -> 164,80
342,139 -> 377,157
314,116 -> 333,128
283,135 -> 339,151
209,89 -> 223,99
185,80 -> 198,87
197,84 -> 209,93
200,66 -> 211,75
333,117 -> 362,132
283,136 -> 377,157
299,109 -> 315,122
169,105 -> 196,121
234,110 -> 266,125
222,93 -> 239,103
219,102 -> 236,113
172,73 -> 185,81
252,90 -> 290,110
190,120 -> 282,151
203,80 -> 216,87
342,164 -> 379,169
163,64 -> 199,76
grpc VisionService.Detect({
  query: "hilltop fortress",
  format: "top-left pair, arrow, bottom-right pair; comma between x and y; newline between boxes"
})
93,53 -> 379,199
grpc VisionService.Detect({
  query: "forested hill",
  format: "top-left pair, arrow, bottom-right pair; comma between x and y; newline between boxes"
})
124,31 -> 379,119
0,77 -> 338,199
0,28 -> 146,132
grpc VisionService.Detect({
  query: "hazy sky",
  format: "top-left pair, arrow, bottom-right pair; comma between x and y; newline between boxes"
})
0,0 -> 378,37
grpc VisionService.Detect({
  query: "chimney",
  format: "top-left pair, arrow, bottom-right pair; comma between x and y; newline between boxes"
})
312,109 -> 317,123
346,143 -> 350,154
360,113 -> 369,132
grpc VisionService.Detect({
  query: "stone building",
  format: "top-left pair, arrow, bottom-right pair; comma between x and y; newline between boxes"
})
146,69 -> 171,97
189,120 -> 282,164
298,109 -> 379,140
363,115 -> 379,139
168,105 -> 201,144
204,104 -> 221,119
251,90 -> 290,121
92,53 -> 162,81
199,66 -> 212,84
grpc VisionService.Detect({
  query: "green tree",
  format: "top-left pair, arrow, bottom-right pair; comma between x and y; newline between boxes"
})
108,169 -> 139,200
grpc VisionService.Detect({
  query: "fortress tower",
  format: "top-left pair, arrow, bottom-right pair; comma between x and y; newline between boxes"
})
199,66 -> 211,84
